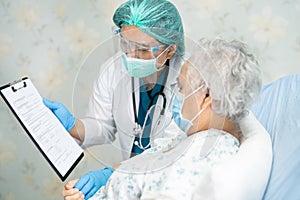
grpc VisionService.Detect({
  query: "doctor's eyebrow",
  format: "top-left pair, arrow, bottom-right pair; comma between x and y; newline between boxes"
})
119,33 -> 162,47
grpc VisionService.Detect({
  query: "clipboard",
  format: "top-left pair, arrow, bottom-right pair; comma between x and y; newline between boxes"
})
0,77 -> 84,181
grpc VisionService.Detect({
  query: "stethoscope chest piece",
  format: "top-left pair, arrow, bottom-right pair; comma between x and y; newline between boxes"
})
133,123 -> 142,135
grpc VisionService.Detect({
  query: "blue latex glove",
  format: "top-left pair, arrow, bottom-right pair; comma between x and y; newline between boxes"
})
43,98 -> 76,131
74,167 -> 114,199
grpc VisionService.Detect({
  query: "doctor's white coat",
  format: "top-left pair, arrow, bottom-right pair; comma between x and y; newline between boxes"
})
80,53 -> 184,159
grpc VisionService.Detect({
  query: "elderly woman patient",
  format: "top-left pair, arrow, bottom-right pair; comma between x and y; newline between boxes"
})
62,39 -> 262,199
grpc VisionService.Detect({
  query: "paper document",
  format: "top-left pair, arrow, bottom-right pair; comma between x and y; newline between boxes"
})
0,77 -> 84,181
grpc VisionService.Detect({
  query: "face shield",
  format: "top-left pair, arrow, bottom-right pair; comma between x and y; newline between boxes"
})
111,27 -> 176,141
119,34 -> 168,59
113,27 -> 172,80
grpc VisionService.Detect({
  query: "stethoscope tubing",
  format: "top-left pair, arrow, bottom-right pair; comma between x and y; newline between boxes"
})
131,67 -> 169,150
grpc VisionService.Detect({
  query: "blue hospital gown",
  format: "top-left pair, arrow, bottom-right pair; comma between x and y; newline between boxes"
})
91,129 -> 239,200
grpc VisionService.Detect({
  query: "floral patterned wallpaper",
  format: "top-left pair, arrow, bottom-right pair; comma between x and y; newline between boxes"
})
0,0 -> 299,199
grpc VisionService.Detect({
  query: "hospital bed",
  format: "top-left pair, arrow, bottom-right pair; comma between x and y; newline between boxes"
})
252,74 -> 300,199
193,74 -> 300,200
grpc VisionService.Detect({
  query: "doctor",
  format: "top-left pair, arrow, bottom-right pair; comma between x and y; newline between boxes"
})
45,0 -> 184,197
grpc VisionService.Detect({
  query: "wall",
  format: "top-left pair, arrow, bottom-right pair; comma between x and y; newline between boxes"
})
0,0 -> 299,199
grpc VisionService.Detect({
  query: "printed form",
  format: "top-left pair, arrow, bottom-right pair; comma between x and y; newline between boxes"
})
0,78 -> 83,180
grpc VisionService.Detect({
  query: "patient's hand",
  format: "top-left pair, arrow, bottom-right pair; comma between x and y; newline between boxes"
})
62,179 -> 84,200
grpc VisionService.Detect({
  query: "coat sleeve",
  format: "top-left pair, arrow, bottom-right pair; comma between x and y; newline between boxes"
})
81,59 -> 117,148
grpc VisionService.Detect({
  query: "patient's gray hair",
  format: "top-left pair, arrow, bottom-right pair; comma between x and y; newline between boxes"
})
187,38 -> 262,121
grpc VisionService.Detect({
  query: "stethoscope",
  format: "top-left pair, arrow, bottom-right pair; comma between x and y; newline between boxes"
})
132,67 -> 169,150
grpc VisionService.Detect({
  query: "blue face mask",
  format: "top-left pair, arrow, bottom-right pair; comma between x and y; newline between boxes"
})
172,94 -> 192,132
172,86 -> 206,132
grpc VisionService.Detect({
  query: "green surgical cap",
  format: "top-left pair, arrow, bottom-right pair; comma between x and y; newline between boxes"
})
113,0 -> 185,56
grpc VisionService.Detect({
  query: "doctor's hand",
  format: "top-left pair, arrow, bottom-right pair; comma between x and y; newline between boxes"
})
74,167 -> 114,199
62,179 -> 85,200
43,98 -> 76,131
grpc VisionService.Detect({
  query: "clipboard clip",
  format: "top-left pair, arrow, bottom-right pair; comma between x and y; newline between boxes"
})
12,81 -> 27,92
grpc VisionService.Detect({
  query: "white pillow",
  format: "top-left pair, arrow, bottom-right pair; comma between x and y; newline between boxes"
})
192,111 -> 273,200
